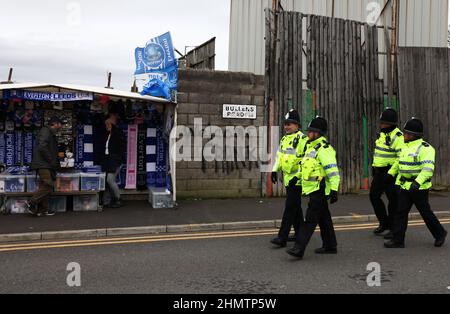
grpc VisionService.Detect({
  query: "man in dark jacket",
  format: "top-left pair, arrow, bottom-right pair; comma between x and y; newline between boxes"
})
102,118 -> 125,208
28,116 -> 63,216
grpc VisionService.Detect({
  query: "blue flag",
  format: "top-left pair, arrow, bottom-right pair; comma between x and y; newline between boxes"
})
135,32 -> 178,99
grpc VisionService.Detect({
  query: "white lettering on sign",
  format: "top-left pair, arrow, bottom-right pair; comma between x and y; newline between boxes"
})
223,104 -> 257,120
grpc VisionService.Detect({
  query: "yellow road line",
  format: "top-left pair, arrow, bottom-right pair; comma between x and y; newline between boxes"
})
0,221 -> 385,250
0,228 -> 278,249
0,219 -> 449,253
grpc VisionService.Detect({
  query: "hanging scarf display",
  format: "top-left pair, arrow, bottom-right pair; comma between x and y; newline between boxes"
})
75,125 -> 94,168
146,127 -> 157,187
75,125 -> 85,168
125,124 -> 138,190
137,124 -> 147,190
5,132 -> 15,167
14,131 -> 23,165
155,125 -> 167,188
23,132 -> 34,164
0,132 -> 5,165
116,124 -> 128,189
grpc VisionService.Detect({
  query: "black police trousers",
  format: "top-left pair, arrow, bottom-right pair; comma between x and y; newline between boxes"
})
392,189 -> 447,244
370,167 -> 398,229
295,182 -> 337,255
278,185 -> 303,240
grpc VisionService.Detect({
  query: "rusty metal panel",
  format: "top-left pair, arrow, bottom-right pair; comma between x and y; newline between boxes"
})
229,0 -> 449,74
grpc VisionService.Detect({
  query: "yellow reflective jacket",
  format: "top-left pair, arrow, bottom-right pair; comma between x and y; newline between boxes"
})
373,128 -> 404,168
300,136 -> 340,196
273,131 -> 308,187
388,139 -> 435,190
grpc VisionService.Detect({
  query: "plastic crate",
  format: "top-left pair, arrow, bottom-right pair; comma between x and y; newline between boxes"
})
82,166 -> 102,173
0,175 -> 26,193
149,188 -> 173,209
55,173 -> 80,192
6,197 -> 31,214
80,173 -> 106,191
73,195 -> 99,212
26,174 -> 40,193
49,196 -> 67,213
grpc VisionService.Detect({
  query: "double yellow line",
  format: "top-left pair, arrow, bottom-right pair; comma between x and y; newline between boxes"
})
1,219 -> 449,253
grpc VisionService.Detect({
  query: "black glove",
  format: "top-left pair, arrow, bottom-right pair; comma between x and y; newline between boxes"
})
409,181 -> 420,192
289,177 -> 299,188
329,190 -> 338,204
271,172 -> 278,184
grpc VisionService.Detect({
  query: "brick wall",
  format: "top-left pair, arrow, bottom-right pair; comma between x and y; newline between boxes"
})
176,69 -> 265,199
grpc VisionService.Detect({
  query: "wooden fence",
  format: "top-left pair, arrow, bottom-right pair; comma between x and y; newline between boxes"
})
265,9 -> 387,194
398,47 -> 450,187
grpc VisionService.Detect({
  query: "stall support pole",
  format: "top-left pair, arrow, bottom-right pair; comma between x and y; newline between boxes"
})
171,107 -> 178,203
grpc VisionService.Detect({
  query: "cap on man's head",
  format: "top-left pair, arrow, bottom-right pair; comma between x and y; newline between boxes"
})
48,116 -> 63,126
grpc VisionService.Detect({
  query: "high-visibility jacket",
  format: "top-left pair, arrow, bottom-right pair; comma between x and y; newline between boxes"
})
300,136 -> 340,196
373,128 -> 404,168
388,139 -> 435,190
273,131 -> 308,187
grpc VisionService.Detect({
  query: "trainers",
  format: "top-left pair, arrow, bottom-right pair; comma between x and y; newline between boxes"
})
109,199 -> 124,209
44,210 -> 56,216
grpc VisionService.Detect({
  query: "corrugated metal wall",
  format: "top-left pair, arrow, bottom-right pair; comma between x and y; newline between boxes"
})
229,0 -> 449,74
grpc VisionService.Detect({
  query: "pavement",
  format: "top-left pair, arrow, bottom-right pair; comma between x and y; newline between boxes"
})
0,192 -> 449,242
0,221 -> 449,294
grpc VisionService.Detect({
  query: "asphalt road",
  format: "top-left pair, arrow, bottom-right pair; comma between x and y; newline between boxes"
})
1,220 -> 450,294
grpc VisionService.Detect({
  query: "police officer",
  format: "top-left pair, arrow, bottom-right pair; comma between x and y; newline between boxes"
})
385,118 -> 448,248
270,109 -> 308,248
370,108 -> 404,239
287,117 -> 340,259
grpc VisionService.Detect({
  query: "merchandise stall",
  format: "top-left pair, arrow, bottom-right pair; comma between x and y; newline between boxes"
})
0,83 -> 176,214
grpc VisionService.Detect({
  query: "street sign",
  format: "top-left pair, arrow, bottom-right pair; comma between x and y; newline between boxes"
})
223,104 -> 257,120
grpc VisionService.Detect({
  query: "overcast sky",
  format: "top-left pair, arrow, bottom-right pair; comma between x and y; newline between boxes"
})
0,0 -> 231,90
1,1 -> 449,91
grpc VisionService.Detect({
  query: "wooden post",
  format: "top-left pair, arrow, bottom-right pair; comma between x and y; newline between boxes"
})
391,0 -> 399,97
106,72 -> 113,89
131,79 -> 138,93
384,26 -> 392,108
8,68 -> 13,82
272,0 -> 279,10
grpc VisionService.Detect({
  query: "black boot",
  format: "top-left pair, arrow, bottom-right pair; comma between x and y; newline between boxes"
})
384,240 -> 405,249
270,237 -> 287,248
287,235 -> 297,242
383,231 -> 394,240
373,226 -> 389,236
315,247 -> 338,254
287,245 -> 304,259
435,230 -> 447,248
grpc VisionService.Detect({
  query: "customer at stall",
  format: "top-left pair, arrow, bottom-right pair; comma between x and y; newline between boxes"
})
27,116 -> 63,217
102,118 -> 125,208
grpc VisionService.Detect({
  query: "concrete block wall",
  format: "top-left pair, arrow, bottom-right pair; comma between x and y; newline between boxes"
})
176,69 -> 265,199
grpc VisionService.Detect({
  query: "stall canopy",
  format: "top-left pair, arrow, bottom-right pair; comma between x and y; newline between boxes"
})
0,82 -> 171,103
